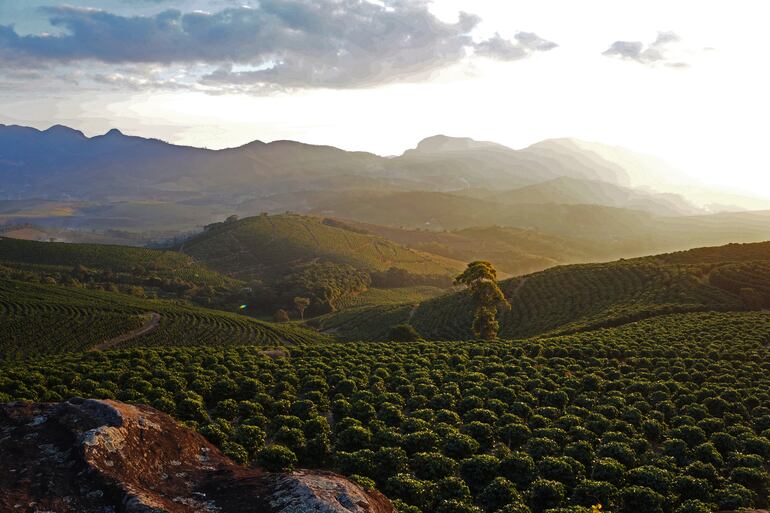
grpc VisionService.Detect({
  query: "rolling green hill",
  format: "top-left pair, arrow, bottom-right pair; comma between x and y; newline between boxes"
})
0,229 -> 457,319
0,277 -> 327,360
181,213 -> 463,280
177,213 -> 463,314
314,240 -> 770,341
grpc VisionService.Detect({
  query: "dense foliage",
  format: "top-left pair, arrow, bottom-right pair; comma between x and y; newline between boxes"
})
3,311 -> 769,513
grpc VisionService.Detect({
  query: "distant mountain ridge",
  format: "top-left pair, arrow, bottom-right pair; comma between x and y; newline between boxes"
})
486,176 -> 703,216
0,123 -> 688,201
4,123 -> 770,242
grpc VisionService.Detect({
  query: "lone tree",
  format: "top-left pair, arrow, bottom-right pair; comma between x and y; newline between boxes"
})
293,296 -> 311,320
455,261 -> 510,339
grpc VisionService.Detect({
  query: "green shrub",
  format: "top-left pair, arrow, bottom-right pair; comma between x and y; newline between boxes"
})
479,477 -> 522,512
460,454 -> 500,492
618,486 -> 664,513
528,479 -> 566,513
257,444 -> 297,472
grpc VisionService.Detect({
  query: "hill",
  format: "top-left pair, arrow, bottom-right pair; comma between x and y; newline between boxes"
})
313,240 -> 770,341
0,236 -> 250,312
336,221 -> 596,276
181,213 -> 462,279
1,127 -> 669,203
313,191 -> 770,257
177,213 -> 462,314
0,124 -> 385,203
0,236 -> 226,284
0,277 -> 326,360
384,134 -> 632,190
0,230 -> 454,319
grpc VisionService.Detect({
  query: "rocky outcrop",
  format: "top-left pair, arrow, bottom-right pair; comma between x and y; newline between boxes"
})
0,398 -> 394,513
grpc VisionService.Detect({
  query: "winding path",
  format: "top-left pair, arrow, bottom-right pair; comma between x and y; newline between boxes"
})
90,312 -> 161,351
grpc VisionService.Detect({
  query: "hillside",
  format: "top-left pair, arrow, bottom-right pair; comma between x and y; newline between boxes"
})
655,240 -> 770,264
181,214 -> 463,279
314,191 -> 770,256
176,213 -> 465,315
0,277 -> 326,360
337,221 -> 596,276
384,135 -> 632,190
314,240 -> 770,341
488,176 -> 702,216
0,236 -> 227,284
0,236 -> 251,313
0,231 -> 455,318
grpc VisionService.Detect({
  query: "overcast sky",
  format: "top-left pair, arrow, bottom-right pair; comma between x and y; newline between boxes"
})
1,0 -> 768,197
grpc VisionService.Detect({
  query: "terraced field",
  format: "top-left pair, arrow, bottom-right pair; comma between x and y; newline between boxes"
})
0,279 -> 146,359
0,278 -> 327,360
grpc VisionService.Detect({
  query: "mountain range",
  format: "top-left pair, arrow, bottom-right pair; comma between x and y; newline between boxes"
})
0,124 -> 734,206
3,123 -> 770,258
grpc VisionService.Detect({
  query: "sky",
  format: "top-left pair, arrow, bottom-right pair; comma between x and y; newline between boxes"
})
0,0 -> 769,198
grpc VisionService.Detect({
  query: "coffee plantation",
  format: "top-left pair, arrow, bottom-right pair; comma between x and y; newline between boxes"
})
3,310 -> 769,513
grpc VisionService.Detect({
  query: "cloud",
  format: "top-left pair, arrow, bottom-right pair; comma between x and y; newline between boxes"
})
602,31 -> 691,68
0,1 -> 556,90
474,31 -> 557,61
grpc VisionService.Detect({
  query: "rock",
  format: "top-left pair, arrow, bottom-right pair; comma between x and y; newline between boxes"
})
0,399 -> 395,513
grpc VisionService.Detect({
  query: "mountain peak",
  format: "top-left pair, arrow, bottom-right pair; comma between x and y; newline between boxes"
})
43,124 -> 86,138
103,128 -> 124,137
410,134 -> 503,154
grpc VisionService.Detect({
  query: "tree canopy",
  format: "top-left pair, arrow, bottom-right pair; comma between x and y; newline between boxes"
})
455,261 -> 510,339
